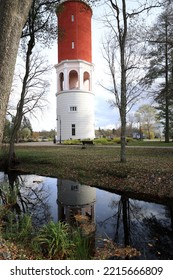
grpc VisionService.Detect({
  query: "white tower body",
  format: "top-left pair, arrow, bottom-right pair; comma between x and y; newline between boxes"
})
55,0 -> 95,142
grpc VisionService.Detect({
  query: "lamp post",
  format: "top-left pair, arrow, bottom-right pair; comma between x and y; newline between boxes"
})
57,115 -> 61,144
138,121 -> 142,140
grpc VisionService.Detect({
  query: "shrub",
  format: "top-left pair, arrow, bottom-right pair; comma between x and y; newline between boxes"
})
2,212 -> 33,242
70,229 -> 92,260
35,221 -> 71,259
126,137 -> 135,143
63,139 -> 81,145
112,137 -> 121,144
18,214 -> 33,241
93,138 -> 110,145
0,182 -> 19,205
34,221 -> 92,259
113,137 -> 135,144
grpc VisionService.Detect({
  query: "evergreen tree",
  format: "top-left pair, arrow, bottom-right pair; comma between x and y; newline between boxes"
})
155,84 -> 173,139
21,117 -> 33,135
144,2 -> 173,142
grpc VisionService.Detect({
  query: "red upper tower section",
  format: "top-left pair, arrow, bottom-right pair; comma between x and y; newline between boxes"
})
56,0 -> 92,63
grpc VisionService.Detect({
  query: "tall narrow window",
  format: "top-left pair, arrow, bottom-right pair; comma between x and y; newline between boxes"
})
71,15 -> 74,22
72,41 -> 75,49
72,124 -> 76,136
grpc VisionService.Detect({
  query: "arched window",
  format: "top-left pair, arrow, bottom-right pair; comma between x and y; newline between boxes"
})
83,71 -> 90,91
69,70 -> 79,90
59,72 -> 64,91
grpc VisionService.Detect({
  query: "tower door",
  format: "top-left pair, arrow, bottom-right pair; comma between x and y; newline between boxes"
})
72,124 -> 76,136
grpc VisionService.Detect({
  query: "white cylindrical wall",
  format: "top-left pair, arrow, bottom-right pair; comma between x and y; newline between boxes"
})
56,91 -> 95,140
58,179 -> 96,206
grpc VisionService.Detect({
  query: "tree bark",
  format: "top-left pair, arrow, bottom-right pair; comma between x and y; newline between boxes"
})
120,0 -> 127,163
165,20 -> 170,143
0,0 -> 32,145
120,44 -> 127,162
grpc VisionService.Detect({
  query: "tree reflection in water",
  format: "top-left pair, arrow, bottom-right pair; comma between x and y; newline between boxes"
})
143,205 -> 173,259
97,194 -> 173,259
0,172 -> 51,227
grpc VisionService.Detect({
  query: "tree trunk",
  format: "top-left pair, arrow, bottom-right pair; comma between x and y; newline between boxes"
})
8,28 -> 35,168
122,196 -> 130,247
120,50 -> 127,162
120,0 -> 127,163
165,22 -> 170,143
0,0 -> 32,145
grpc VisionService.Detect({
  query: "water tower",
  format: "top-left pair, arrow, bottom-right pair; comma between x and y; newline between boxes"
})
55,0 -> 95,141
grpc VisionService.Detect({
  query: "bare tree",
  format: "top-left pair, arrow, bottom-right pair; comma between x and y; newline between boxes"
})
98,0 -> 162,162
135,104 -> 157,139
8,51 -> 52,167
6,0 -> 60,167
0,0 -> 32,145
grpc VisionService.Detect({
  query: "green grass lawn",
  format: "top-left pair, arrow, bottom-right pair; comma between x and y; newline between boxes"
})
1,144 -> 173,202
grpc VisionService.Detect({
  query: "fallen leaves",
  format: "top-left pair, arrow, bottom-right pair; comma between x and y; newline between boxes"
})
0,239 -> 36,260
74,214 -> 96,236
94,239 -> 141,260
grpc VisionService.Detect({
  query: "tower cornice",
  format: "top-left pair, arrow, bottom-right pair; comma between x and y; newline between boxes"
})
55,59 -> 94,69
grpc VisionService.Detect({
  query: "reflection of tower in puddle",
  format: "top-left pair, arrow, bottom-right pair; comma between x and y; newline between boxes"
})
57,179 -> 96,234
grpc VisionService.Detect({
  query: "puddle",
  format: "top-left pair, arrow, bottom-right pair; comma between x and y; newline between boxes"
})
1,172 -> 173,259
